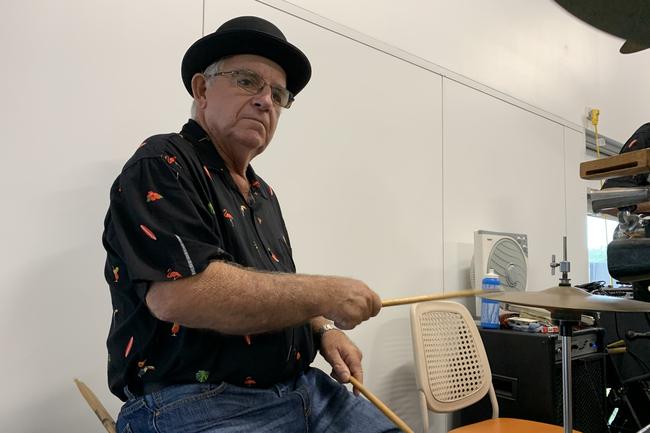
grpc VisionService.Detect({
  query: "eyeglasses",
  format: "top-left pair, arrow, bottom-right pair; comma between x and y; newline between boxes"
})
207,69 -> 295,109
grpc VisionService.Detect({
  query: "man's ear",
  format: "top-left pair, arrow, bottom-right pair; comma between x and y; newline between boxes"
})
191,73 -> 208,108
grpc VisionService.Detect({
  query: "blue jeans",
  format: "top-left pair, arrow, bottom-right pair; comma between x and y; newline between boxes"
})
116,368 -> 401,433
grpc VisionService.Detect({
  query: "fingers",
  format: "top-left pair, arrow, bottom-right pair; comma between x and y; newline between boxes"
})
325,279 -> 382,330
320,328 -> 365,397
332,318 -> 362,330
347,356 -> 364,396
327,348 -> 350,383
370,291 -> 381,317
333,319 -> 352,330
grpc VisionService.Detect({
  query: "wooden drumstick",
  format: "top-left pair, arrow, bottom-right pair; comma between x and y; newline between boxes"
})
382,288 -> 495,307
348,376 -> 414,433
74,379 -> 117,433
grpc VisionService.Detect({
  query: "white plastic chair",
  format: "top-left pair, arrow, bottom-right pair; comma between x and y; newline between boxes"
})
410,301 -> 580,433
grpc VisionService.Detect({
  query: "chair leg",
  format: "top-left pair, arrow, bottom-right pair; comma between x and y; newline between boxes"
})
419,390 -> 430,433
487,384 -> 499,419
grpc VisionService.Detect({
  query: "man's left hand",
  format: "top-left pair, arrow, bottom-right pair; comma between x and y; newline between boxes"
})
319,329 -> 364,395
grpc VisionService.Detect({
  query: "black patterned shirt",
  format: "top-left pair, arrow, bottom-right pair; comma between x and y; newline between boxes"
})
102,120 -> 315,400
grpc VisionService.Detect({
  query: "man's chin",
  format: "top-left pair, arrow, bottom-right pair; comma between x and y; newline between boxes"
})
232,133 -> 268,154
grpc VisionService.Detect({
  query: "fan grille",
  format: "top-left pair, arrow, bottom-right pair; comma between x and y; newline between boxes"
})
486,238 -> 527,290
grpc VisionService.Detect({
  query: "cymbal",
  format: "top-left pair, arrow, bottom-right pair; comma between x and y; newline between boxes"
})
554,0 -> 650,53
620,39 -> 650,54
480,285 -> 650,313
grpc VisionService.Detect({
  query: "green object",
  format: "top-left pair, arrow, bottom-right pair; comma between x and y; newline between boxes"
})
195,370 -> 210,383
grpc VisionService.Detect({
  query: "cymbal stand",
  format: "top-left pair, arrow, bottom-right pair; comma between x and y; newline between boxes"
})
552,310 -> 580,433
550,236 -> 577,433
550,236 -> 571,286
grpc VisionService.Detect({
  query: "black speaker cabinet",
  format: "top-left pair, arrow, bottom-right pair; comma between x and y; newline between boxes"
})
452,328 -> 607,433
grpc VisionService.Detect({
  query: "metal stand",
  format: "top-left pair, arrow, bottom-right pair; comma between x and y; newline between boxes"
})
549,236 -> 579,433
552,308 -> 581,433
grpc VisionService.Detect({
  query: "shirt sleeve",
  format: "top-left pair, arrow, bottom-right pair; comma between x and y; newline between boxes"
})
105,152 -> 231,299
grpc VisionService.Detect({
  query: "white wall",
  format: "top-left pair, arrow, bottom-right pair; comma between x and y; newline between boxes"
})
275,0 -> 650,143
441,78 -> 588,299
1,1 -> 203,431
1,0 -> 638,431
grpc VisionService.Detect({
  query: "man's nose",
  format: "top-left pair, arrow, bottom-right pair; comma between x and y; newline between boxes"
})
252,84 -> 274,109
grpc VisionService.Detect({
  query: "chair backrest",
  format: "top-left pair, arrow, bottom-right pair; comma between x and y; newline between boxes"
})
410,300 -> 493,413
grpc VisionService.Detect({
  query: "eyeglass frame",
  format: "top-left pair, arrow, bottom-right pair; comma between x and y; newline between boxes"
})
205,69 -> 295,109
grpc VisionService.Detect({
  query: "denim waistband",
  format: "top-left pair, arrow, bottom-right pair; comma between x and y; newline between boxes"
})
125,371 -> 305,401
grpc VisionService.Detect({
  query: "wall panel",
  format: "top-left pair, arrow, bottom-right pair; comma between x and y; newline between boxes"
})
442,78 -> 569,305
274,0 -> 650,143
564,127 -> 590,285
0,1 -> 203,431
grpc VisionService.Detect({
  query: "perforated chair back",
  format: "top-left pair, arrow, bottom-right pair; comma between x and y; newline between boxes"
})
410,301 -> 493,414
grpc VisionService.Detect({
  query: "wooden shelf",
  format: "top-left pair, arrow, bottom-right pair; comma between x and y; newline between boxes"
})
580,148 -> 650,180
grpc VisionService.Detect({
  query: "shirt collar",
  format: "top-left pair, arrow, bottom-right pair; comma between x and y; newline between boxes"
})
180,119 -> 226,171
179,119 -> 268,199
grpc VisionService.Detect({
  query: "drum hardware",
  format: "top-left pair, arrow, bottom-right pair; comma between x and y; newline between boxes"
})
482,236 -> 650,433
550,237 -> 571,285
626,331 -> 650,340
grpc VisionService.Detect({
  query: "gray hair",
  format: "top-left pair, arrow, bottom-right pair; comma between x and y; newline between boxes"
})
190,57 -> 229,119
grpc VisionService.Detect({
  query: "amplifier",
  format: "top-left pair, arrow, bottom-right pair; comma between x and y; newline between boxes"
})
553,330 -> 600,361
452,327 -> 607,433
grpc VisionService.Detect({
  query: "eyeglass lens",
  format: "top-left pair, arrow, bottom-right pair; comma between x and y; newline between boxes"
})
232,70 -> 293,108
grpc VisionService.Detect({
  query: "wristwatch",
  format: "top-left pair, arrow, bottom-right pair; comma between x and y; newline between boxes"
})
317,323 -> 339,337
314,322 -> 339,350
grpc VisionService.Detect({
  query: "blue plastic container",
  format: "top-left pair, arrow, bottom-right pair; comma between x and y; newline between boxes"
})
480,269 -> 501,329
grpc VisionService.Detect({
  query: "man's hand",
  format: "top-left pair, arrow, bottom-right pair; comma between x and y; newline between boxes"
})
323,278 -> 382,330
319,329 -> 364,396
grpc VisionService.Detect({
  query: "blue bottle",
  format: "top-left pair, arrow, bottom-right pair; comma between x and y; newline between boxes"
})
480,269 -> 501,329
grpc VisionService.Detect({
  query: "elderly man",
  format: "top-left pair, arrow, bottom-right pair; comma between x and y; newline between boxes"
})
102,16 -> 399,433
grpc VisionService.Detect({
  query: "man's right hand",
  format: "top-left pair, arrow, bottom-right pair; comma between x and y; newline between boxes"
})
323,278 -> 382,329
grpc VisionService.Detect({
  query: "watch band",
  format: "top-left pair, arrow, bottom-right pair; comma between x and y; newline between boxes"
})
316,323 -> 339,336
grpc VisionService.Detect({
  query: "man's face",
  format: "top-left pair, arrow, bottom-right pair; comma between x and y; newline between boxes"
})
198,54 -> 287,159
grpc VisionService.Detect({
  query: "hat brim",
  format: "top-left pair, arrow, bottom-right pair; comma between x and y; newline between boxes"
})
182,29 -> 311,96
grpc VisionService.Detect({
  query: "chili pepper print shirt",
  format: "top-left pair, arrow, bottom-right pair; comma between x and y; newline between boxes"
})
102,120 -> 316,400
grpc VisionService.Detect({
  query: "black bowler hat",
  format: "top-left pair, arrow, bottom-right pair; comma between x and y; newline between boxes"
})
181,16 -> 311,97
